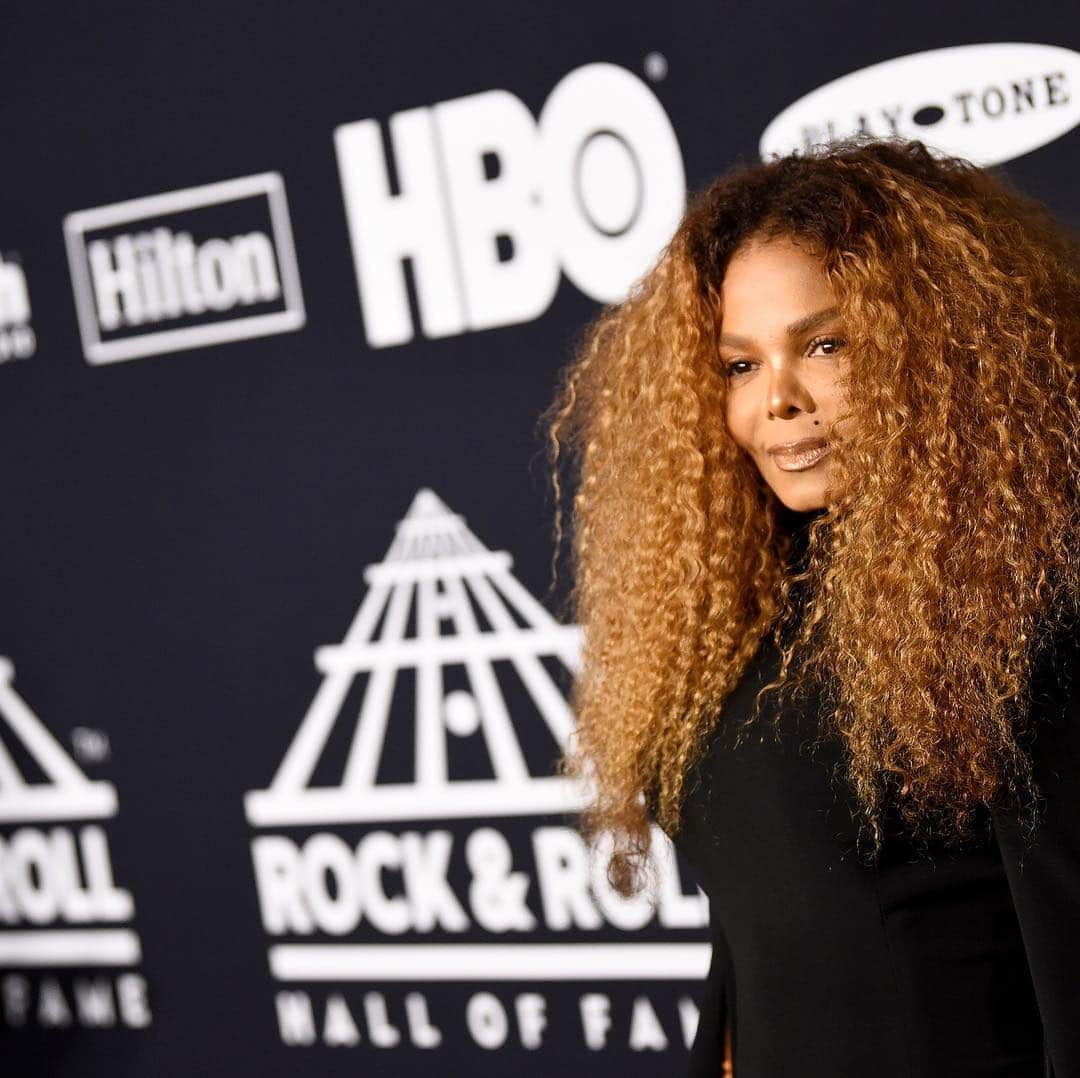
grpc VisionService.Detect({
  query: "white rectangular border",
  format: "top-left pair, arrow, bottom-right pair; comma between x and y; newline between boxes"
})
63,172 -> 305,365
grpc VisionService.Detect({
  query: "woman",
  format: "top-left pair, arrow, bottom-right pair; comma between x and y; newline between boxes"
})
541,137 -> 1080,1076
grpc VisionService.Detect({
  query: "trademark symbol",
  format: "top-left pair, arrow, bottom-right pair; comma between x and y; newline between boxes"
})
644,52 -> 668,82
71,726 -> 111,765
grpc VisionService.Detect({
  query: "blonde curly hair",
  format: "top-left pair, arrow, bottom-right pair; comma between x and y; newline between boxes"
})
540,136 -> 1080,898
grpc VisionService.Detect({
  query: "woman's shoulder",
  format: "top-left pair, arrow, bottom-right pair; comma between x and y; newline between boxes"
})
990,607 -> 1080,1076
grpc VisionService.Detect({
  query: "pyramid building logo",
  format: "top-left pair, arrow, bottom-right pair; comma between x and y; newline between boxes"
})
0,657 -> 148,1027
245,487 -> 588,827
0,657 -> 117,823
244,489 -> 708,1052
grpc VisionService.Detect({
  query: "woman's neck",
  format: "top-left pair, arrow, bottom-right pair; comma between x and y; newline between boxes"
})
776,503 -> 827,569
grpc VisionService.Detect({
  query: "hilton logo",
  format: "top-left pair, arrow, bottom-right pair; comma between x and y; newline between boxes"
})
63,173 -> 305,365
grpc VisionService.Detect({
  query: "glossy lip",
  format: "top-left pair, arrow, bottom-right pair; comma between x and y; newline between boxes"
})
772,444 -> 831,471
766,436 -> 828,456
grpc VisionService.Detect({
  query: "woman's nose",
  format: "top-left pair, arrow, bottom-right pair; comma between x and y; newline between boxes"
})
767,365 -> 814,418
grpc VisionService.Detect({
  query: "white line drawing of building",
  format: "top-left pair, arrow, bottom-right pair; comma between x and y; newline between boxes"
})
0,656 -> 117,823
245,488 -> 590,827
0,659 -> 142,968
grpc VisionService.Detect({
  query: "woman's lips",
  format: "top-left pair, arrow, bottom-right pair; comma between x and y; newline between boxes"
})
769,440 -> 831,471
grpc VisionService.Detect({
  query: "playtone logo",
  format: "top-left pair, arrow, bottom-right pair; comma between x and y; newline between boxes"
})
761,43 -> 1080,166
335,62 -> 686,348
0,657 -> 149,1031
0,253 -> 35,363
244,489 -> 710,1054
63,173 -> 305,365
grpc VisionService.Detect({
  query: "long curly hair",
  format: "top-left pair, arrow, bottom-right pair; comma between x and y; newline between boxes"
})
541,136 -> 1080,898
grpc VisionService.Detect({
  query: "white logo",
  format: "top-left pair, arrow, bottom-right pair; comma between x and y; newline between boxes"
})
0,657 -> 117,825
244,489 -> 708,1052
335,62 -> 686,348
760,43 -> 1080,166
63,173 -> 305,365
0,657 -> 149,1030
0,254 -> 36,363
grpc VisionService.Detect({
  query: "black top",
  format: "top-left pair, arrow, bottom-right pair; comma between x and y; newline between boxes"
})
672,507 -> 1080,1077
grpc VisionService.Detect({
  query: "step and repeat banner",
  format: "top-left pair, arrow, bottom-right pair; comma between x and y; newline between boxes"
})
1,3 -> 1078,1075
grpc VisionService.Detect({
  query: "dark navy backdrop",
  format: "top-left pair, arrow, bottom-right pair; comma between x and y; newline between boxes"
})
1,3 -> 1078,1075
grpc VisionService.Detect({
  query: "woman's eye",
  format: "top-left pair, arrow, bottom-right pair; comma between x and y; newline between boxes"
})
723,360 -> 753,378
809,335 -> 846,356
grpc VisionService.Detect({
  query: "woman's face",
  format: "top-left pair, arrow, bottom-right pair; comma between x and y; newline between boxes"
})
719,234 -> 848,512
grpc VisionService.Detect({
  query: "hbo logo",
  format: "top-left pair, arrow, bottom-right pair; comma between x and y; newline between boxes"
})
334,62 -> 686,348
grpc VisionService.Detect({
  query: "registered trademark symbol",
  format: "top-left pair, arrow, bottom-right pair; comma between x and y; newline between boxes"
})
643,51 -> 668,82
71,726 -> 111,764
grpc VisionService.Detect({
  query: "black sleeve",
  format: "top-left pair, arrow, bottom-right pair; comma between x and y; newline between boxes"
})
991,627 -> 1080,1078
686,917 -> 731,1077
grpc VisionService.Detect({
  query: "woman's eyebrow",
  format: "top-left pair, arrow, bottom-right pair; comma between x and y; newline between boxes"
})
719,306 -> 841,348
